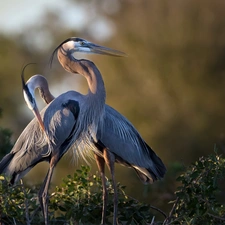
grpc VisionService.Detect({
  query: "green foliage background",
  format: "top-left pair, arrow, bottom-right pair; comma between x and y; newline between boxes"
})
1,0 -> 225,162
0,155 -> 225,224
1,0 -> 225,222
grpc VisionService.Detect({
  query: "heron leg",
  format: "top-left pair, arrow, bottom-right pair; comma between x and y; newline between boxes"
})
94,153 -> 107,225
102,149 -> 118,225
38,164 -> 55,225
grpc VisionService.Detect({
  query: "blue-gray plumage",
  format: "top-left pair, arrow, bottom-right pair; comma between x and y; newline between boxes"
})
21,75 -> 166,225
0,38 -> 166,225
98,105 -> 166,182
0,38 -> 126,225
52,38 -> 166,225
39,38 -> 166,223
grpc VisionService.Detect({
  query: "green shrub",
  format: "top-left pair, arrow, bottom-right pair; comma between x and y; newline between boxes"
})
49,165 -> 156,224
0,122 -> 225,225
0,166 -> 159,225
166,149 -> 225,224
0,178 -> 42,225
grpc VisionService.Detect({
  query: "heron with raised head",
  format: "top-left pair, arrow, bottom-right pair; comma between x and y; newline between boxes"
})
22,38 -> 166,224
0,38 -> 126,225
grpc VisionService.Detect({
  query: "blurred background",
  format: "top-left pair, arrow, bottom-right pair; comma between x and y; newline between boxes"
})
1,0 -> 225,215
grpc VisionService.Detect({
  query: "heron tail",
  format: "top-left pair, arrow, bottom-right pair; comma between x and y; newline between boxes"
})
132,142 -> 166,184
133,160 -> 166,184
0,153 -> 14,174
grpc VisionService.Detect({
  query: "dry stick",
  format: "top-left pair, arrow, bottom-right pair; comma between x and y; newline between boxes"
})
123,192 -> 167,219
30,204 -> 41,223
207,213 -> 225,221
149,205 -> 167,219
22,185 -> 41,225
13,217 -> 17,225
20,180 -> 31,225
163,197 -> 179,225
150,216 -> 155,225
21,181 -> 41,224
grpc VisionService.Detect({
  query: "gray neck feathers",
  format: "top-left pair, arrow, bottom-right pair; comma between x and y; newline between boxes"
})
57,47 -> 106,144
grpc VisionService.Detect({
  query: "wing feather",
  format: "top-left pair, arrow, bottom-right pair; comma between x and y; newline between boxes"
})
98,105 -> 166,182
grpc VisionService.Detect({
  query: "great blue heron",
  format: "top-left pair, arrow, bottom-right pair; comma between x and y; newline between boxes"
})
0,38 -> 126,225
22,38 -> 166,224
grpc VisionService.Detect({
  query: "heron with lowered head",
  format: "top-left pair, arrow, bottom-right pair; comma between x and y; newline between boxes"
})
0,38 -> 166,225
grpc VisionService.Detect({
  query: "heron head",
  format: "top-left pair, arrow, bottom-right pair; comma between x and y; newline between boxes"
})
50,37 -> 126,66
21,64 -> 46,131
21,64 -> 37,111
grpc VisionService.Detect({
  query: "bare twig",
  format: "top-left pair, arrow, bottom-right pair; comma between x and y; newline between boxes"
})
208,213 -> 225,221
30,206 -> 41,223
150,216 -> 155,225
122,193 -> 167,220
20,180 -> 30,225
163,197 -> 179,225
149,205 -> 167,219
13,217 -> 17,225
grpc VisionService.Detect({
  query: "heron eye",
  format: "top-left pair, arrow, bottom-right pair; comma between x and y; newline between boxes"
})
80,41 -> 85,46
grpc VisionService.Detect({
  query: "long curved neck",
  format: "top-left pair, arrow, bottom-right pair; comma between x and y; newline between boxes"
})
38,85 -> 55,104
28,75 -> 55,104
57,47 -> 106,100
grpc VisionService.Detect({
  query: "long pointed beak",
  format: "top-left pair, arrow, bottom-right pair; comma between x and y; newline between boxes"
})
88,43 -> 127,57
32,106 -> 45,132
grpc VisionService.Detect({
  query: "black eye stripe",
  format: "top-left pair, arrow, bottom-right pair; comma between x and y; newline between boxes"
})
24,85 -> 34,104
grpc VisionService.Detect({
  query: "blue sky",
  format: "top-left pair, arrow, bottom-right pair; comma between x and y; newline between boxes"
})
0,0 -> 115,41
0,0 -> 118,121
1,0 -> 79,33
